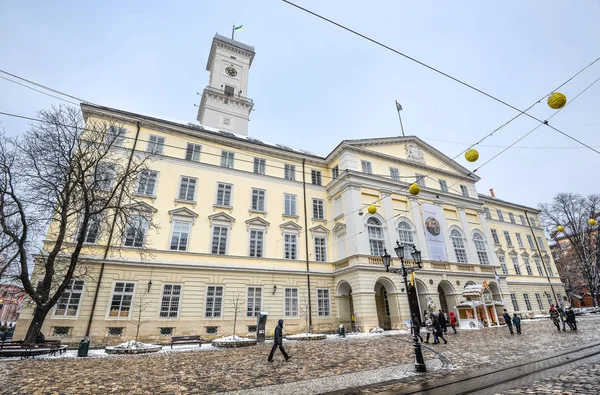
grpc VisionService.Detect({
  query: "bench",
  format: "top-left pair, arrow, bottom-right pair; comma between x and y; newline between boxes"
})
170,335 -> 203,349
0,340 -> 68,359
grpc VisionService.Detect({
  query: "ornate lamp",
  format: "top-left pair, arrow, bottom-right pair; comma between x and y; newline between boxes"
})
394,242 -> 405,260
411,247 -> 423,268
381,250 -> 391,272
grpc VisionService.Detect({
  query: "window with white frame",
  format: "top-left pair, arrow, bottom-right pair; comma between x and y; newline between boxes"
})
390,167 -> 400,181
54,279 -> 84,316
205,286 -> 223,317
491,229 -> 500,244
415,174 -> 425,187
284,194 -> 297,215
497,210 -> 504,222
249,229 -> 264,257
317,289 -> 330,316
147,135 -> 165,154
96,163 -> 116,190
211,226 -> 228,254
314,236 -> 327,262
106,126 -> 126,146
509,213 -> 515,224
527,235 -> 536,249
220,150 -> 235,168
484,207 -> 491,219
535,293 -> 544,310
537,236 -> 546,251
216,183 -> 232,206
285,164 -> 295,181
284,233 -> 298,259
530,217 -> 537,227
397,221 -> 414,259
312,198 -> 325,219
251,188 -> 265,211
247,287 -> 262,317
367,217 -> 385,256
460,185 -> 469,197
515,233 -> 524,248
124,216 -> 148,248
361,160 -> 372,174
137,170 -> 158,196
498,255 -> 508,274
534,257 -> 544,276
159,284 -> 181,318
523,257 -> 533,275
473,232 -> 489,265
451,229 -> 468,263
284,288 -> 299,317
79,215 -> 101,244
178,177 -> 197,201
109,282 -> 135,317
254,158 -> 266,175
311,170 -> 322,186
170,221 -> 191,251
332,165 -> 339,179
504,231 -> 513,247
544,258 -> 554,276
439,180 -> 448,192
545,292 -> 553,307
520,215 -> 526,225
185,143 -> 201,162
510,293 -> 519,311
511,255 -> 521,275
333,196 -> 342,218
523,294 -> 532,311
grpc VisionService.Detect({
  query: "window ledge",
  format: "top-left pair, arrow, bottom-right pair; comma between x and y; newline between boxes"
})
213,204 -> 233,211
333,214 -> 344,221
174,199 -> 196,205
248,209 -> 267,215
134,193 -> 157,199
282,214 -> 299,220
312,218 -> 327,223
494,243 -> 502,247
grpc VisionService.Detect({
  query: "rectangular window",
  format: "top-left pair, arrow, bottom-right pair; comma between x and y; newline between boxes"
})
484,207 -> 491,220
124,216 -> 148,248
491,229 -> 500,244
185,143 -> 201,162
510,293 -> 519,311
361,160 -> 372,174
54,279 -> 84,316
247,287 -> 262,317
106,126 -> 126,147
545,259 -> 554,276
159,327 -> 174,337
137,170 -> 158,196
170,221 -> 191,251
311,170 -> 322,186
515,233 -> 524,248
284,234 -> 298,259
160,284 -> 182,318
537,236 -> 546,251
205,286 -> 223,318
497,210 -> 504,222
216,183 -> 233,206
535,293 -> 544,310
312,198 -> 325,219
52,327 -> 71,337
534,257 -> 544,276
317,289 -> 330,316
504,231 -> 513,247
333,196 -> 342,218
109,282 -> 135,317
523,294 -> 532,311
224,85 -> 235,96
249,229 -> 264,257
530,218 -> 537,227
332,166 -> 339,179
545,292 -> 553,307
285,164 -> 296,181
499,255 -> 508,275
251,189 -> 265,211
284,194 -> 297,216
390,167 -> 400,181
415,173 -> 425,187
314,237 -> 327,262
523,257 -> 533,275
511,255 -> 521,275
107,327 -> 124,337
509,213 -> 515,224
96,163 -> 116,190
284,288 -> 299,317
178,177 -> 197,201
520,215 -> 526,225
220,150 -> 235,168
253,158 -> 266,175
211,226 -> 228,255
460,185 -> 469,197
147,135 -> 165,154
79,215 -> 101,244
439,180 -> 448,192
527,235 -> 536,249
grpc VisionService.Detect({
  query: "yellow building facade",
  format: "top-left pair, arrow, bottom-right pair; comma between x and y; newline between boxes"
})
15,34 -> 564,344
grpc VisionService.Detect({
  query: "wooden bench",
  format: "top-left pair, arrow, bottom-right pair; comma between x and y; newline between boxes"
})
170,335 -> 203,349
0,340 -> 68,359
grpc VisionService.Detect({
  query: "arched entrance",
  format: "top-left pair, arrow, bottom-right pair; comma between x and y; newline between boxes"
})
374,278 -> 397,330
337,281 -> 354,328
438,281 -> 458,316
408,279 -> 428,326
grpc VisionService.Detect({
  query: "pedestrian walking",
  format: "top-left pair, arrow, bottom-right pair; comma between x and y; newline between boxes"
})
557,307 -> 567,331
412,313 -> 423,343
512,313 -> 521,335
438,310 -> 448,334
549,305 -> 561,332
503,309 -> 514,335
449,311 -> 458,334
565,306 -> 577,331
431,313 -> 447,344
424,311 -> 434,343
268,319 -> 291,362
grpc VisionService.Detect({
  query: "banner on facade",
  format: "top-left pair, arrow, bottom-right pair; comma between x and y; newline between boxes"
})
421,203 -> 447,261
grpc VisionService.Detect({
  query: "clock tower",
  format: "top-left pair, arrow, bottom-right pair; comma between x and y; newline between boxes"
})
197,33 -> 255,136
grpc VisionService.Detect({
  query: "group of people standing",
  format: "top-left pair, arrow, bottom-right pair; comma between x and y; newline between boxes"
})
412,309 -> 457,345
549,305 -> 577,331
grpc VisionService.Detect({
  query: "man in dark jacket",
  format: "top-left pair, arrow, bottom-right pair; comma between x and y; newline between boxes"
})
268,319 -> 290,362
503,309 -> 514,335
438,310 -> 448,333
512,313 -> 521,335
565,307 -> 577,331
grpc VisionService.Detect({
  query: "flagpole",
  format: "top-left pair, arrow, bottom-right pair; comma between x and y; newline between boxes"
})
396,100 -> 405,137
232,24 -> 235,40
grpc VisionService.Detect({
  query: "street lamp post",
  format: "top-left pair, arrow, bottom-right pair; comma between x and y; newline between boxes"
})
382,241 -> 427,373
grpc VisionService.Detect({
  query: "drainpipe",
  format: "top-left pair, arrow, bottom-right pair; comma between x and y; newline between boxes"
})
525,210 -> 559,306
85,121 -> 142,338
302,159 -> 313,333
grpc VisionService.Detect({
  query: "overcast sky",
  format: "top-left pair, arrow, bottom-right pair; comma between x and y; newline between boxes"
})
2,1 -> 599,208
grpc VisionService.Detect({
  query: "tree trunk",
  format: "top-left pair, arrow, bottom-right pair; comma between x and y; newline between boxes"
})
24,305 -> 50,343
135,325 -> 140,343
233,310 -> 237,338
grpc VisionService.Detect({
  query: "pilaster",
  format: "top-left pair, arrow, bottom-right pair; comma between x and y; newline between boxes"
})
433,199 -> 454,262
457,206 -> 478,264
477,209 -> 499,266
408,197 -> 430,260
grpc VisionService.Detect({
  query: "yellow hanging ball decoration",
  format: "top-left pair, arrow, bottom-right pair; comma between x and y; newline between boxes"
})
547,92 -> 567,109
465,148 -> 479,163
588,218 -> 597,227
367,204 -> 377,215
409,183 -> 420,195
557,225 -> 564,232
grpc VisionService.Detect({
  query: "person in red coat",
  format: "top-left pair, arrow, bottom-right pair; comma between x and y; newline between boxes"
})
449,311 -> 458,334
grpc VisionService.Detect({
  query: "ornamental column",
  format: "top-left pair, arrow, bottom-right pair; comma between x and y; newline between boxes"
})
457,206 -> 478,264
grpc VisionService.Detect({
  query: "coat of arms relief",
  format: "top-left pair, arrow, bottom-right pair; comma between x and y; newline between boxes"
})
405,143 -> 425,164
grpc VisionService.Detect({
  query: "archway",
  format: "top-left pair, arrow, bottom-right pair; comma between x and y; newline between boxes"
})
438,281 -> 458,316
336,281 -> 354,327
374,278 -> 397,330
408,279 -> 428,326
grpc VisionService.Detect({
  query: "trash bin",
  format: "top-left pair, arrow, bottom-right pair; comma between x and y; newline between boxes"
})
256,312 -> 268,343
338,324 -> 345,338
78,338 -> 90,357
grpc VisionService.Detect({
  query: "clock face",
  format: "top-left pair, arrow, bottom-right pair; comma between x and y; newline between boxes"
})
225,66 -> 238,77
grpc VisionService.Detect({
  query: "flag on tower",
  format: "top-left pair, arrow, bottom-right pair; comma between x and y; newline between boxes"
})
234,25 -> 243,32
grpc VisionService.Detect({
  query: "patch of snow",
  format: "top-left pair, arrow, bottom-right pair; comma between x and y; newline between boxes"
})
110,341 -> 159,350
213,335 -> 254,342
370,328 -> 384,333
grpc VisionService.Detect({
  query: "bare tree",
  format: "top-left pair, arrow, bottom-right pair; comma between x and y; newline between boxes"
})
299,290 -> 312,334
539,193 -> 600,307
0,105 -> 155,342
128,289 -> 153,344
228,289 -> 245,338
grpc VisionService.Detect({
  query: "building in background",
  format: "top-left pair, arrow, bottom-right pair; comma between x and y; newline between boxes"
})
0,284 -> 24,325
14,33 -> 565,344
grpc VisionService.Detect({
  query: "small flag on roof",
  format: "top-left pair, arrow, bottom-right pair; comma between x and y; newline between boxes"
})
234,25 -> 243,32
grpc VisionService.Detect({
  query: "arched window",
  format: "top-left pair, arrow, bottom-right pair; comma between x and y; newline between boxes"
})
451,229 -> 468,263
367,217 -> 385,256
397,221 -> 414,259
473,232 -> 489,265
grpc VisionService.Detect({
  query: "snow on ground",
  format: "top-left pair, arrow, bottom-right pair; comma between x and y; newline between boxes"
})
213,335 -> 254,342
109,341 -> 159,349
